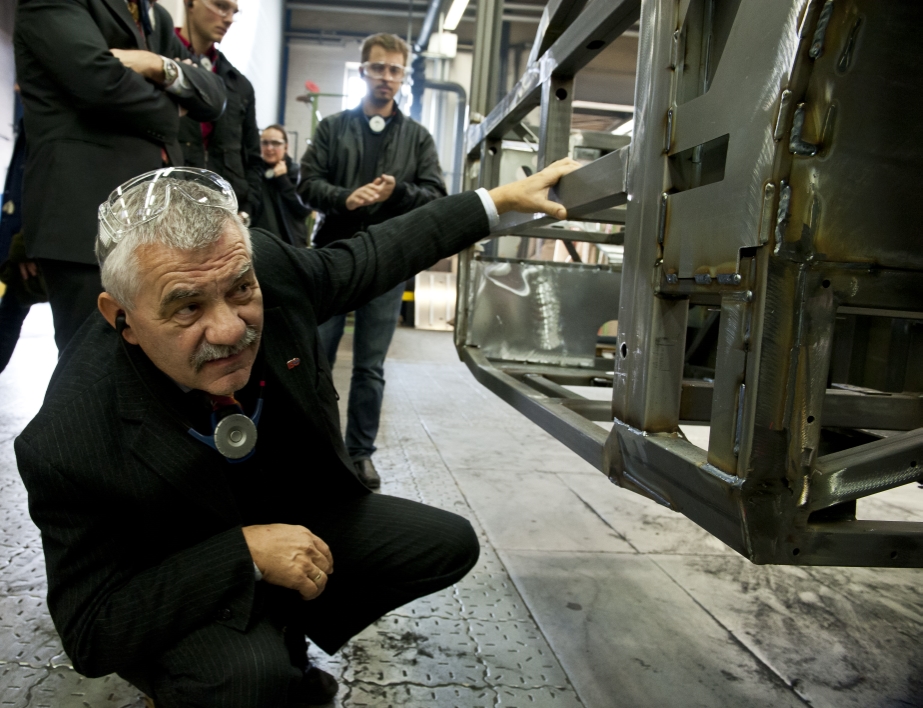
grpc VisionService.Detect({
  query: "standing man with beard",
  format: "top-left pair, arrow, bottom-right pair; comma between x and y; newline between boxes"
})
176,0 -> 262,223
300,33 -> 446,490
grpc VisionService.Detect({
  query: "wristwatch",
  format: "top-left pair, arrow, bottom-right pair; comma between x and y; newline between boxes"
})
161,57 -> 179,87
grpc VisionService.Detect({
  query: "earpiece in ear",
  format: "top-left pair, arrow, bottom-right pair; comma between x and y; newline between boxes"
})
116,312 -> 127,334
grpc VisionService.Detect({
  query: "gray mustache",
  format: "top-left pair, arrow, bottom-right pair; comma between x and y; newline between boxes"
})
191,326 -> 261,372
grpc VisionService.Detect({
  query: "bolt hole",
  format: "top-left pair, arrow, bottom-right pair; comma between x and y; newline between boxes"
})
890,551 -> 898,560
806,415 -> 815,424
488,146 -> 497,156
822,279 -> 831,288
911,460 -> 918,468
792,548 -> 800,556
619,342 -> 628,359
586,39 -> 605,50
555,87 -> 568,101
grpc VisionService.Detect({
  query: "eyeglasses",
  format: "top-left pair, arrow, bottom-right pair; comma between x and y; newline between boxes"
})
98,168 -> 237,255
361,62 -> 407,81
260,139 -> 286,148
200,0 -> 240,20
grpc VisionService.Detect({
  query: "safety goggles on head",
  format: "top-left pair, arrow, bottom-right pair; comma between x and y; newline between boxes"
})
200,0 -> 240,20
97,167 -> 237,254
361,62 -> 407,81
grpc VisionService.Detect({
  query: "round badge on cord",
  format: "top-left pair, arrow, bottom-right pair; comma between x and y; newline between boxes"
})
200,56 -> 213,72
369,115 -> 386,133
212,413 -> 258,459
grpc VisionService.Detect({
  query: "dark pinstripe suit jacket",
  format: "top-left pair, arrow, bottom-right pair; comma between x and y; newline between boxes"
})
14,192 -> 489,678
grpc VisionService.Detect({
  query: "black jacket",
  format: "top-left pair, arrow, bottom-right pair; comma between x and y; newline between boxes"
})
14,0 -> 227,265
15,191 -> 488,678
178,48 -> 262,216
0,115 -> 25,262
251,155 -> 312,247
300,106 -> 447,247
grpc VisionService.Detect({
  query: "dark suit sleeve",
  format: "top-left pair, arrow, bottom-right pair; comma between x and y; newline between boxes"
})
386,129 -> 447,212
15,0 -> 182,141
281,191 -> 489,323
15,437 -> 256,677
298,118 -> 352,214
156,8 -> 227,123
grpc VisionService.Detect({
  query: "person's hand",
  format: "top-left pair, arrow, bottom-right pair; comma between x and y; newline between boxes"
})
372,174 -> 396,202
488,158 -> 581,220
18,261 -> 38,281
345,182 -> 383,211
110,49 -> 166,84
273,161 -> 288,178
242,524 -> 334,600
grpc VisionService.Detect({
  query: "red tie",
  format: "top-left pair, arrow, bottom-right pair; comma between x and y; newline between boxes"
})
208,394 -> 241,412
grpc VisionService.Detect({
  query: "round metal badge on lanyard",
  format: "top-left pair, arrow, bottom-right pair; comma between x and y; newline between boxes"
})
212,413 -> 258,459
369,115 -> 386,133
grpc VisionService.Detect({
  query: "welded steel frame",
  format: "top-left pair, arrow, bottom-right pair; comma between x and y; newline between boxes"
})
457,0 -> 923,567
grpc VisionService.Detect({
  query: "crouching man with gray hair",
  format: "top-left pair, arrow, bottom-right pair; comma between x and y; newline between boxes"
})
14,161 -> 578,707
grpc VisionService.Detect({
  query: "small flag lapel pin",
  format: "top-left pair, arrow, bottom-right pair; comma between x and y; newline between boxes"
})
287,358 -> 301,369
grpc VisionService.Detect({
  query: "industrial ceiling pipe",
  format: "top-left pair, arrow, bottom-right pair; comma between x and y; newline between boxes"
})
410,0 -> 443,121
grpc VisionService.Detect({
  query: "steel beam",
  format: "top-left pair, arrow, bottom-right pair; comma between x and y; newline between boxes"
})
493,145 -> 629,235
460,348 -> 609,471
465,0 -> 641,155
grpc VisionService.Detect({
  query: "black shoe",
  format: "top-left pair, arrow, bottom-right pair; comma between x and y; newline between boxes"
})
289,665 -> 339,707
354,458 -> 381,490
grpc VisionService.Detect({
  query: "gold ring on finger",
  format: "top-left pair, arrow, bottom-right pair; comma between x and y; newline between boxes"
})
313,571 -> 324,583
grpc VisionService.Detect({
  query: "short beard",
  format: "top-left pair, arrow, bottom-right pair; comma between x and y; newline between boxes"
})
190,326 -> 261,373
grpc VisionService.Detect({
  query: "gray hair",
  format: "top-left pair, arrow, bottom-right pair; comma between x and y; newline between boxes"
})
96,179 -> 251,309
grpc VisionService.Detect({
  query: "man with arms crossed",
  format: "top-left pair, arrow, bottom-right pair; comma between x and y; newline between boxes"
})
16,160 -> 578,707
14,0 -> 226,351
301,33 -> 446,490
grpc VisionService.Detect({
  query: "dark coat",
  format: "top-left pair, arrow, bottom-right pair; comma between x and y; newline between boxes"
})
0,115 -> 25,262
178,49 -> 262,216
14,191 -> 488,678
251,155 -> 312,247
14,0 -> 227,265
300,106 -> 447,247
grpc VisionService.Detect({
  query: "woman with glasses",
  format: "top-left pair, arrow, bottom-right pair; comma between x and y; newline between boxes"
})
251,125 -> 312,248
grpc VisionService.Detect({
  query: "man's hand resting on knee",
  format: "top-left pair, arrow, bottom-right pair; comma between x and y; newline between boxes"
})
242,524 -> 334,600
488,157 -> 582,220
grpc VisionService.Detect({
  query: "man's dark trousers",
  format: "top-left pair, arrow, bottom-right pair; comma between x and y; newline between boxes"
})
120,493 -> 479,708
318,281 -> 405,461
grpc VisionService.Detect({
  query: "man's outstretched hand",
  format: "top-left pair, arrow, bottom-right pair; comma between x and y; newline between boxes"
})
242,524 -> 334,600
488,158 -> 581,220
345,175 -> 397,211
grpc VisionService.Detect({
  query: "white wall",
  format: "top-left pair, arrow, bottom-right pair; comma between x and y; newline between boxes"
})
158,0 -> 283,129
283,40 -> 364,160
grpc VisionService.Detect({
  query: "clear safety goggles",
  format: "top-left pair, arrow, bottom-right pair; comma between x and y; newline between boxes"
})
97,167 -> 237,253
361,62 -> 407,81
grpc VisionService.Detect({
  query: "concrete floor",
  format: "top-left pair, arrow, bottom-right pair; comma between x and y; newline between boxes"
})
2,305 -> 923,707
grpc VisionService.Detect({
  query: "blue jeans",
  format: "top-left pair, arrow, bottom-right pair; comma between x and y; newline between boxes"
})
318,282 -> 405,461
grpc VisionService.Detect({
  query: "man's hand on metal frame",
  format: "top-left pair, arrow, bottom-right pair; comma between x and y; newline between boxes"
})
488,157 -> 581,220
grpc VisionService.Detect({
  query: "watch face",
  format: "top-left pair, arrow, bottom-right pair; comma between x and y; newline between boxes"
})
163,59 -> 178,84
369,115 -> 386,133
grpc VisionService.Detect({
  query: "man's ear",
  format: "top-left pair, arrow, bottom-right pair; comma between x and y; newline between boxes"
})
98,292 -> 138,345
